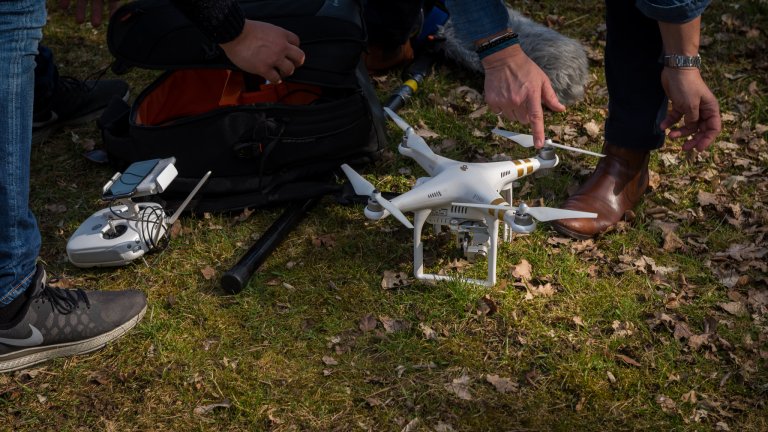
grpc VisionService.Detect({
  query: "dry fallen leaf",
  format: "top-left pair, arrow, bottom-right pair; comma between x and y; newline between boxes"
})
611,321 -> 636,338
688,334 -> 710,350
673,322 -> 693,341
170,220 -> 183,238
526,283 -> 556,299
358,314 -> 378,332
697,190 -> 721,207
663,231 -> 686,252
719,301 -> 748,317
44,204 -> 67,213
434,422 -> 457,432
485,374 -> 518,393
311,234 -> 336,248
232,207 -> 254,223
511,259 -> 533,280
379,315 -> 411,333
194,399 -> 231,415
615,353 -> 641,367
419,323 -> 438,340
583,120 -> 601,138
201,266 -> 216,280
381,271 -> 411,289
80,138 -> 96,151
476,295 -> 498,316
402,417 -> 421,432
656,394 -> 676,413
445,375 -> 473,400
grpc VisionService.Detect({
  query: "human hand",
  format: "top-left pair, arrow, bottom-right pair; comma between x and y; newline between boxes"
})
482,45 -> 565,148
220,20 -> 305,83
58,0 -> 120,27
660,68 -> 721,152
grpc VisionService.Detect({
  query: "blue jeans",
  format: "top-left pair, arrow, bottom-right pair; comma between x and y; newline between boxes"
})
0,0 -> 46,306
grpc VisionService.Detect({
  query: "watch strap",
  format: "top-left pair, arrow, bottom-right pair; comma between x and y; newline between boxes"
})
663,54 -> 702,69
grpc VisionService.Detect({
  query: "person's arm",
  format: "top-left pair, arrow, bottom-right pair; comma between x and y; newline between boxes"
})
170,0 -> 305,83
636,0 -> 721,151
657,17 -> 721,151
445,0 -> 564,148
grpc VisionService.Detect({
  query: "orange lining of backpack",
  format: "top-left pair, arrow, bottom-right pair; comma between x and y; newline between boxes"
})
135,69 -> 322,126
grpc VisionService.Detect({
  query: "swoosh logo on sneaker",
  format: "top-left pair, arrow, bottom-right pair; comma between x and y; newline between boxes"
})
0,324 -> 44,347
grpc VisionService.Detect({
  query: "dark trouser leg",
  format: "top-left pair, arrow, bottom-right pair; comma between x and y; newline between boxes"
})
604,0 -> 667,151
33,44 -> 59,119
551,1 -> 661,239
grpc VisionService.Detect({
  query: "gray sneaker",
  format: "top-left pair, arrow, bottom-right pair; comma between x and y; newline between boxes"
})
0,264 -> 147,373
32,77 -> 130,145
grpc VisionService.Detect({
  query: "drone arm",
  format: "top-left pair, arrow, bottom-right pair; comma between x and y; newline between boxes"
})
398,144 -> 454,177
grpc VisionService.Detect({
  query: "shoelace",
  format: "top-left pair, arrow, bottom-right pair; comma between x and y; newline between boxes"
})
36,285 -> 91,315
57,76 -> 95,94
57,63 -> 112,95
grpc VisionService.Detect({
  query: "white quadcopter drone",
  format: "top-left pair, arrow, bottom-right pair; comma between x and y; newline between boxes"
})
341,108 -> 604,287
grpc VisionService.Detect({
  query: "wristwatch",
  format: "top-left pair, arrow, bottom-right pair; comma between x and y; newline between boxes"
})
663,54 -> 701,69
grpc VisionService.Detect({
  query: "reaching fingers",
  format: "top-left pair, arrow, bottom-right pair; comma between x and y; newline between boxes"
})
275,57 -> 296,79
262,67 -> 282,84
284,30 -> 301,47
660,108 -> 683,132
75,0 -> 87,23
542,81 -> 565,113
286,45 -> 306,68
91,0 -> 104,26
683,105 -> 700,133
527,92 -> 545,148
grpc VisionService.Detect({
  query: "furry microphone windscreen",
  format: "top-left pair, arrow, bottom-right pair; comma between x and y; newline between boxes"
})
439,7 -> 590,106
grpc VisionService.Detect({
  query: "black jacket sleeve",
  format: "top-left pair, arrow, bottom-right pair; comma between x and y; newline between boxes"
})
170,0 -> 246,44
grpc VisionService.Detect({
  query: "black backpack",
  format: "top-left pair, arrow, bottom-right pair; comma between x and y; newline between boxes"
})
99,0 -> 387,212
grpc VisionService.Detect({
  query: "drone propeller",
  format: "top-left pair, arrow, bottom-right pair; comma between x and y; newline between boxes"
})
341,164 -> 414,229
491,128 -> 605,158
452,201 -> 597,222
383,107 -> 436,157
383,107 -> 411,132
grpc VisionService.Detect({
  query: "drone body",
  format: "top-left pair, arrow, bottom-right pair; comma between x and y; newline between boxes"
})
342,108 -> 600,287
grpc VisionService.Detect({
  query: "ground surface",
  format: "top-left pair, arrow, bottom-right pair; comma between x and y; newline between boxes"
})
1,1 -> 766,431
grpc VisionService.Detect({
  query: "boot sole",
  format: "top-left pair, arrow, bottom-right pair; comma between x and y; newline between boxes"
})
0,303 -> 147,373
552,222 -> 596,241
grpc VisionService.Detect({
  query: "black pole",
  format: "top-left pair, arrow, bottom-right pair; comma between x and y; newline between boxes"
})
220,197 -> 321,294
384,39 -> 441,111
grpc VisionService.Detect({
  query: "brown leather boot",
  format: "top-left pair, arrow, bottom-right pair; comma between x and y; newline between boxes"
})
551,143 -> 650,239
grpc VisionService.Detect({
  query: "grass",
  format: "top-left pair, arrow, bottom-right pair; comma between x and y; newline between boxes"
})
2,0 -> 766,431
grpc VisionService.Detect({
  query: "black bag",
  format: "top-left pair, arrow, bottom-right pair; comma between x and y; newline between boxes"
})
99,0 -> 387,212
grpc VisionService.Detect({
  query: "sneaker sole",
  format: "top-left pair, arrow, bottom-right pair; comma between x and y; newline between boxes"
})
0,303 -> 147,373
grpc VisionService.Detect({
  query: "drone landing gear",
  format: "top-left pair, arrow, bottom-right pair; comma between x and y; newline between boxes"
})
412,209 -> 499,287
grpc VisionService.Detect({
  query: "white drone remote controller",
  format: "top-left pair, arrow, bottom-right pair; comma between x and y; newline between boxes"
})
66,157 -> 211,268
